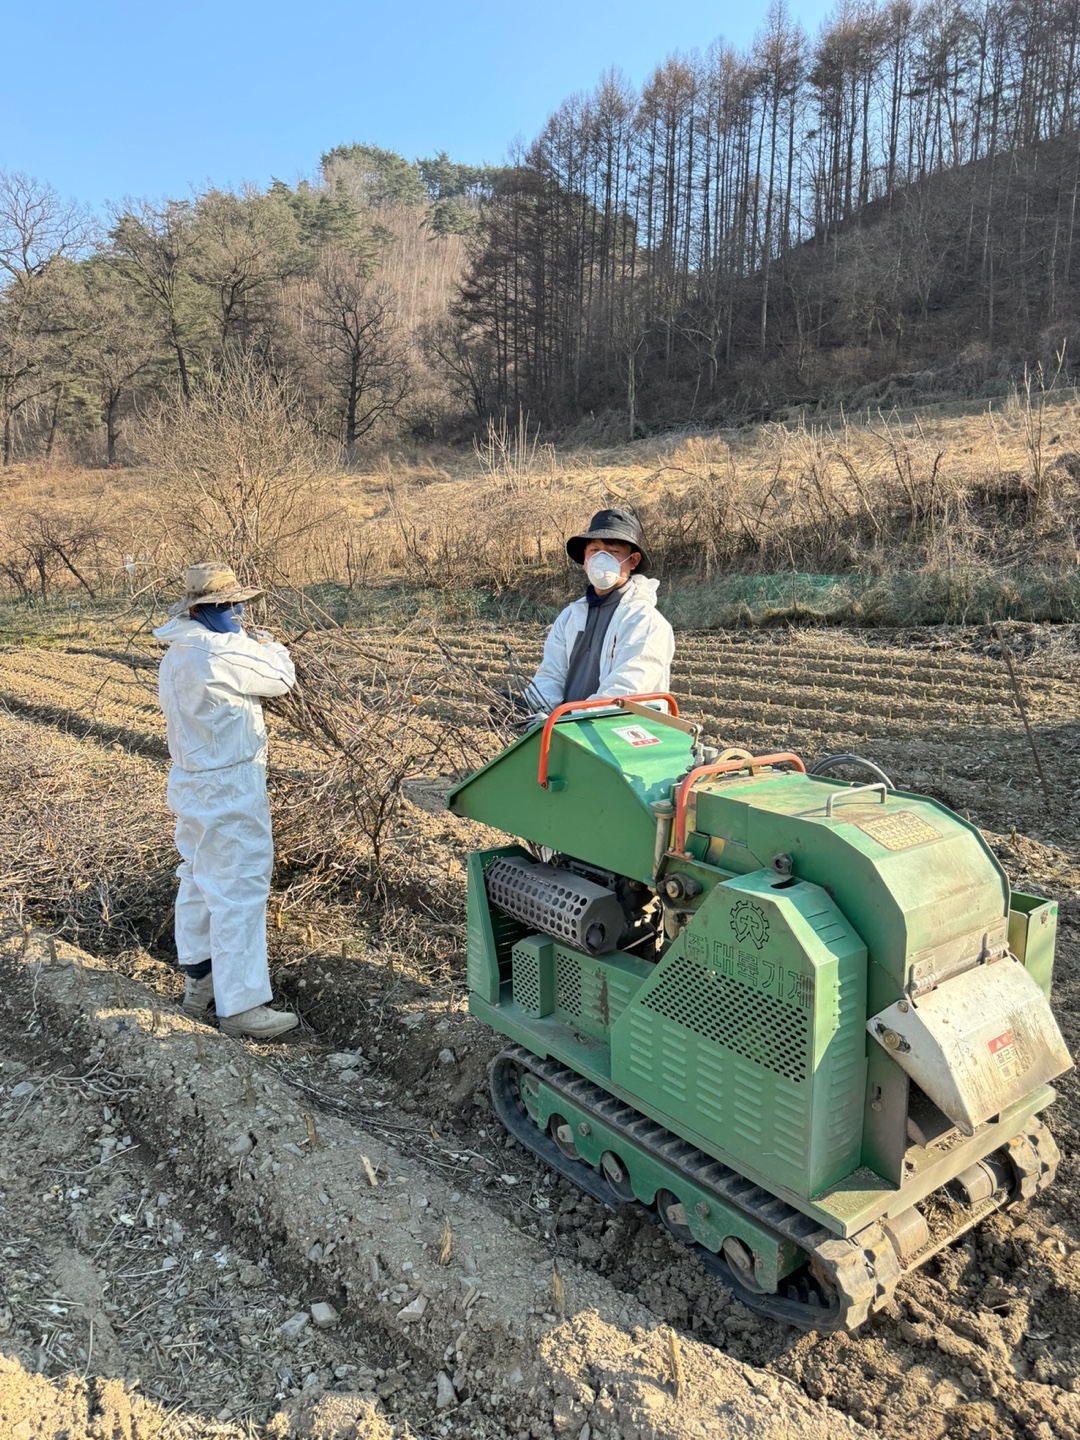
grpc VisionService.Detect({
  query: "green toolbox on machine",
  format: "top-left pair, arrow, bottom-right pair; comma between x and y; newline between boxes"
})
448,694 -> 1072,1331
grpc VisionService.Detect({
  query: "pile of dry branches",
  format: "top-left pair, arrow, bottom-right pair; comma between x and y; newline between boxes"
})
0,599 -> 522,956
265,601 -> 512,906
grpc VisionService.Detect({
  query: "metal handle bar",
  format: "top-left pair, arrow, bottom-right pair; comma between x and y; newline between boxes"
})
672,752 -> 806,854
824,782 -> 888,817
537,693 -> 679,788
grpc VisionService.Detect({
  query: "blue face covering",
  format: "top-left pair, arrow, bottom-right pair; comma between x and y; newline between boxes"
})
191,602 -> 245,634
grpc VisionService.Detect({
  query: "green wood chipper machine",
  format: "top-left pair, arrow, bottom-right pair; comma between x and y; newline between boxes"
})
447,693 -> 1072,1332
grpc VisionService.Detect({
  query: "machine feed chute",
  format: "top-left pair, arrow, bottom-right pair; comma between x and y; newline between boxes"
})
447,697 -> 694,884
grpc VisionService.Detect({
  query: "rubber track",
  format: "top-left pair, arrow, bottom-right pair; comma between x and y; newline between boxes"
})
491,1047 -> 1066,1333
491,1048 -> 872,1332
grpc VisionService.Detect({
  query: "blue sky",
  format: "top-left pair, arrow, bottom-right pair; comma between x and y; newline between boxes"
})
6,0 -> 838,212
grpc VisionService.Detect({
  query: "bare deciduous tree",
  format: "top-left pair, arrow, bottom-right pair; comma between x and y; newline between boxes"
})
141,356 -> 340,587
108,200 -> 206,399
0,172 -> 90,464
303,251 -> 411,457
0,506 -> 111,599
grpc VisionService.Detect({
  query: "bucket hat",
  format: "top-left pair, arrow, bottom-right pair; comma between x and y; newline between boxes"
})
566,508 -> 650,573
168,560 -> 264,616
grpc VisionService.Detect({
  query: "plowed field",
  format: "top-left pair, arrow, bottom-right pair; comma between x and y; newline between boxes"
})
2,620 -> 1079,1440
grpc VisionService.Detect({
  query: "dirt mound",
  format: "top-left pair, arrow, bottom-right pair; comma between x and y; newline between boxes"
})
0,1358 -> 198,1440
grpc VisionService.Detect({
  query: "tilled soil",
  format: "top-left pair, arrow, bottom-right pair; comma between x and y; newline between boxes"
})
0,1030 -> 394,1440
0,924 -> 862,1440
1,619 -> 1080,1438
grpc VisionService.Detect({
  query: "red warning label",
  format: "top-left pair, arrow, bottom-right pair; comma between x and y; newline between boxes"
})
611,724 -> 661,748
988,1030 -> 1015,1055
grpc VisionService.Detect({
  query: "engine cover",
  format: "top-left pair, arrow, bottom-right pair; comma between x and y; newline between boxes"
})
485,857 -> 624,954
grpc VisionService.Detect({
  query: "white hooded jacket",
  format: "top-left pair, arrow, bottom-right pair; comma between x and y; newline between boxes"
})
153,616 -> 295,771
527,575 -> 675,713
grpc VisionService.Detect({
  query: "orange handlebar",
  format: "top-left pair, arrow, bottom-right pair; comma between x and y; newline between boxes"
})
671,752 -> 806,853
537,693 -> 680,788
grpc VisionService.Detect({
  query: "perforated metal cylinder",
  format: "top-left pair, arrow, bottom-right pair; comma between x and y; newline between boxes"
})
485,857 -> 624,954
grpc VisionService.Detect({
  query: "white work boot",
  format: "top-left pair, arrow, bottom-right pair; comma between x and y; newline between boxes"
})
182,973 -> 216,1022
219,1005 -> 299,1040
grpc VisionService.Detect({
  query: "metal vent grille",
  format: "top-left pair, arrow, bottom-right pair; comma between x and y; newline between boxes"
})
487,859 -> 592,944
555,953 -> 582,1018
513,946 -> 542,1015
641,958 -> 810,1083
491,909 -> 527,982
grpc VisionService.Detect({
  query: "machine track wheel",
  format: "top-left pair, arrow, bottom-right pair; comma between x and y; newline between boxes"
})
489,1047 -> 870,1333
1004,1120 -> 1060,1200
549,1113 -> 579,1160
656,1189 -> 695,1245
600,1151 -> 636,1203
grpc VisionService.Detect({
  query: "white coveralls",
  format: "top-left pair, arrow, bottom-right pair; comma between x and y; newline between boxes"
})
153,616 -> 295,1018
527,575 -> 675,713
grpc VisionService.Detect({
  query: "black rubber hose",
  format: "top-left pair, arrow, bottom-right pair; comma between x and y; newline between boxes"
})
808,754 -> 895,789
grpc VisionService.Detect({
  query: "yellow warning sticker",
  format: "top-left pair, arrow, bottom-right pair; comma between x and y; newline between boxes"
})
857,810 -> 943,850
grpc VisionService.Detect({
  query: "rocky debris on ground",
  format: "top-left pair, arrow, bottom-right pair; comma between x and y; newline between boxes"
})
0,918 -> 870,1440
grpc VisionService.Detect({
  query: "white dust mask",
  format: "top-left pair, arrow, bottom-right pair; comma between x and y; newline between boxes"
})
586,551 -> 624,590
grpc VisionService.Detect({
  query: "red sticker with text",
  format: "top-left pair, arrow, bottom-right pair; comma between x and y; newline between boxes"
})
988,1030 -> 1015,1054
611,724 -> 662,747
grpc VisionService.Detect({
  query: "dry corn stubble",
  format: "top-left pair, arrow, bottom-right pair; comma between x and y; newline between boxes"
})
438,1217 -> 452,1265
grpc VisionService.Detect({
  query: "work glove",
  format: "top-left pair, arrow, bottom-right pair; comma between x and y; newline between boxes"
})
490,686 -> 533,723
512,711 -> 545,733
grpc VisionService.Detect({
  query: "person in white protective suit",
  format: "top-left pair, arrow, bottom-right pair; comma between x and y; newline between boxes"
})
522,508 -> 675,717
153,562 -> 298,1041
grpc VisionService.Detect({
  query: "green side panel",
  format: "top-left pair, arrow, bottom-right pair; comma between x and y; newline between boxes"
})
860,1036 -> 909,1185
512,936 -> 555,1017
695,773 -> 1009,999
447,712 -> 693,882
505,932 -> 655,1031
551,945 -> 656,1041
526,1078 -> 803,1290
465,846 -> 530,1003
611,872 -> 867,1200
1009,891 -> 1058,1000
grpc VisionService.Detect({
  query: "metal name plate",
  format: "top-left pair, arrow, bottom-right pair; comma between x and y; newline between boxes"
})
858,810 -> 942,850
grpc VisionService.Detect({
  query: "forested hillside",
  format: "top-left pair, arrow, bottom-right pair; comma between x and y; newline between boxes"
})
453,0 -> 1080,430
0,147 -> 493,466
3,0 -> 1080,465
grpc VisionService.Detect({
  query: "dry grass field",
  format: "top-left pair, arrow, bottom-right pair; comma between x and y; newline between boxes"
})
2,604 -> 1080,1439
4,386 -> 1080,615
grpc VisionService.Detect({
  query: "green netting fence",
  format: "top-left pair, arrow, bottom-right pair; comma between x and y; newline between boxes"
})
661,568 -> 1080,629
